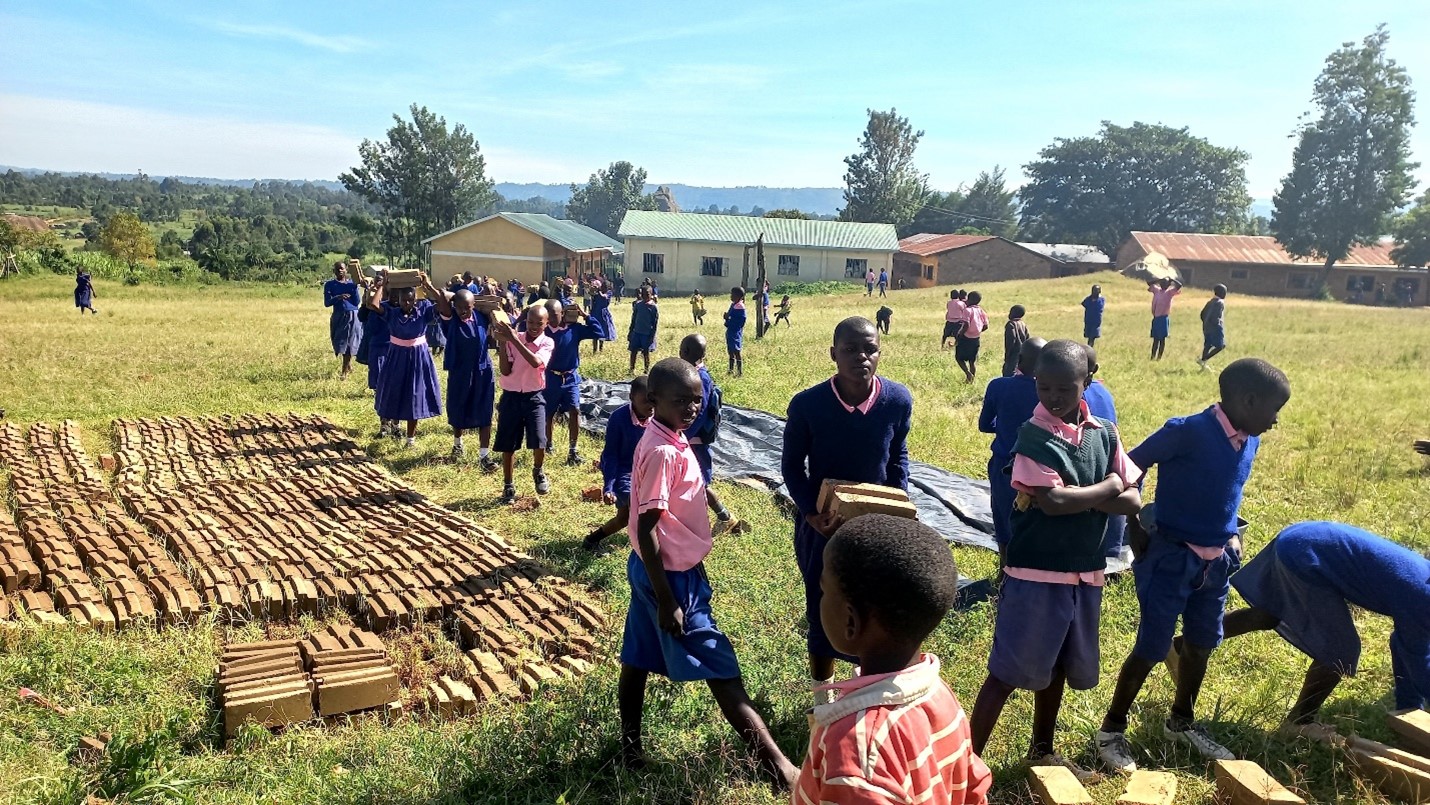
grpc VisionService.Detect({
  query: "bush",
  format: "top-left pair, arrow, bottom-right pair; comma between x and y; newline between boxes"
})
771,279 -> 863,296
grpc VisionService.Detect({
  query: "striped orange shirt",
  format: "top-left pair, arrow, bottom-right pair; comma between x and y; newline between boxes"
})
794,654 -> 990,805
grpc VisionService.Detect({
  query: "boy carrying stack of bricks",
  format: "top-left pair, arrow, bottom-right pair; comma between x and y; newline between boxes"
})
1095,357 -> 1291,773
542,297 -> 605,467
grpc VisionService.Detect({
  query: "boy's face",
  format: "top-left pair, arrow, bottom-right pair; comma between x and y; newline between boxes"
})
1091,286 -> 1101,297
651,374 -> 703,431
546,300 -> 564,325
453,294 -> 473,318
334,266 -> 348,281
1035,365 -> 1087,422
830,327 -> 880,383
525,306 -> 548,335
1224,389 -> 1289,437
730,290 -> 741,303
818,542 -> 860,658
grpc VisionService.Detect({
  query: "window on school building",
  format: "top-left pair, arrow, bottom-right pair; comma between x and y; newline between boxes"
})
642,253 -> 664,274
1287,272 -> 1313,290
1346,275 -> 1374,292
845,258 -> 868,278
777,255 -> 799,276
700,256 -> 727,276
1231,269 -> 1249,280
923,265 -> 934,280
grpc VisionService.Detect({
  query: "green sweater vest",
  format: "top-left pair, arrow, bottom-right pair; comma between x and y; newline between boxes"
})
1005,417 -> 1116,573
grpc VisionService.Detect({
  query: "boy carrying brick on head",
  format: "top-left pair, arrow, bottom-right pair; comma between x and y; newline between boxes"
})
619,358 -> 798,789
1095,358 -> 1291,774
782,316 -> 913,702
797,514 -> 992,805
680,334 -> 742,534
542,298 -> 605,467
1001,304 -> 1030,378
1147,277 -> 1183,361
491,304 -> 556,506
970,340 -> 1142,776
433,288 -> 498,471
723,286 -> 747,377
582,375 -> 652,552
627,286 -> 659,375
978,337 -> 1046,557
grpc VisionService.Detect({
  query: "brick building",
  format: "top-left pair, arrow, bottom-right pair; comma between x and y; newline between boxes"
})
423,213 -> 622,287
892,234 -> 1063,289
1116,232 -> 1428,306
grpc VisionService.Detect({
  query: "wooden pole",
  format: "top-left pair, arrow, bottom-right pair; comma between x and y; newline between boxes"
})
741,244 -> 750,288
755,233 -> 767,339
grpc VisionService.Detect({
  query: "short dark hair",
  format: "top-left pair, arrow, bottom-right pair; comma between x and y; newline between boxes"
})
629,374 -> 649,398
1219,358 -> 1290,400
1035,339 -> 1090,379
731,285 -> 746,297
1082,343 -> 1099,375
1010,304 -> 1025,319
679,333 -> 707,363
967,291 -> 981,305
832,316 -> 878,346
648,357 -> 699,396
828,514 -> 958,644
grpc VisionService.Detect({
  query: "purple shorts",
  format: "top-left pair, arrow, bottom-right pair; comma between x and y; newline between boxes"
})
988,577 -> 1103,691
620,552 -> 741,682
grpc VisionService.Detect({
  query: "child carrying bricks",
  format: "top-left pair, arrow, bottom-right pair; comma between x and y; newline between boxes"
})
542,298 -> 605,467
782,316 -> 913,702
796,514 -> 992,805
723,286 -> 747,377
367,272 -> 444,447
1147,277 -> 1183,361
970,340 -> 1142,775
627,286 -> 659,375
1095,357 -> 1291,773
433,288 -> 498,471
977,337 -> 1045,555
1199,284 -> 1228,371
679,334 -> 741,534
689,289 -> 706,325
1001,304 -> 1030,378
581,375 -> 652,552
618,357 -> 797,789
491,304 -> 556,505
942,289 -> 966,349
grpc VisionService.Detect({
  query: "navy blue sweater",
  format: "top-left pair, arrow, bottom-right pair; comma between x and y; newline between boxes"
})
687,365 -> 718,444
545,321 -> 603,372
782,377 -> 912,517
1129,406 -> 1258,547
978,373 -> 1039,459
599,403 -> 647,494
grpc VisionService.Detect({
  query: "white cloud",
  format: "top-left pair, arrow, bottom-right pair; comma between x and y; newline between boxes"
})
204,21 -> 370,54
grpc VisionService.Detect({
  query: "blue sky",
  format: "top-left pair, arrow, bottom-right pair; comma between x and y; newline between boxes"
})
2,0 -> 1429,200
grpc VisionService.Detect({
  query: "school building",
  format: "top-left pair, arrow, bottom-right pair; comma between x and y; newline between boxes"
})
422,213 -> 623,286
616,211 -> 898,295
1116,231 -> 1429,306
891,234 -> 1068,289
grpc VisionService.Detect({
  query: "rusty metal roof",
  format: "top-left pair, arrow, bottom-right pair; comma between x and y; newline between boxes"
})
896,233 -> 993,257
1129,232 -> 1399,268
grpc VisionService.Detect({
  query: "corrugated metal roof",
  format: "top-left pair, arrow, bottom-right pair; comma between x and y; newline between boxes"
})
1017,242 -> 1111,264
1129,232 -> 1398,268
423,213 -> 623,253
618,211 -> 899,252
896,233 -> 992,257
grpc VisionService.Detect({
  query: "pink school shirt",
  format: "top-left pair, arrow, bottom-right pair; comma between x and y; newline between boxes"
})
961,305 -> 989,338
830,375 -> 881,414
629,418 -> 711,572
1007,400 -> 1141,586
1149,285 -> 1180,316
499,332 -> 554,393
945,299 -> 966,322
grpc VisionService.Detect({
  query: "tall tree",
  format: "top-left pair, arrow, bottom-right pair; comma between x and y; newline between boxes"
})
1018,121 -> 1250,256
958,167 -> 1020,239
839,108 -> 928,229
1272,25 -> 1418,283
100,212 -> 155,274
902,189 -> 965,237
340,104 -> 495,265
1391,190 -> 1430,267
565,161 -> 656,237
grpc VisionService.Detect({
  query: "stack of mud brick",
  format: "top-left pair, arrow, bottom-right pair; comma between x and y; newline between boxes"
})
817,479 -> 918,520
300,625 -> 401,719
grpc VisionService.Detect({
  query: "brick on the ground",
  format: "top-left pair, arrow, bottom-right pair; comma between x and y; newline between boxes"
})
1390,710 -> 1430,758
1027,765 -> 1092,805
1117,770 -> 1176,805
1213,759 -> 1305,805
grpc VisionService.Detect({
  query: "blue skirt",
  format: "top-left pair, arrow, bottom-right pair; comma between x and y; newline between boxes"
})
374,343 -> 442,421
447,365 -> 495,429
593,308 -> 617,342
75,287 -> 93,309
330,309 -> 363,356
425,321 -> 447,349
365,343 -> 389,391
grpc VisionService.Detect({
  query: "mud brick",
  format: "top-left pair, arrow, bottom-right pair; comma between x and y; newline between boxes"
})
830,489 -> 918,520
223,682 -> 316,738
520,590 -> 558,616
515,620 -> 556,646
46,567 -> 91,593
1118,771 -> 1177,805
1389,710 -> 1430,757
518,661 -> 559,696
1345,738 -> 1430,803
73,734 -> 109,765
491,597 -> 527,624
316,670 -> 400,717
0,559 -> 39,593
204,584 -> 243,620
438,676 -> 478,716
220,670 -> 309,696
569,599 -> 606,631
224,638 -> 300,656
1213,759 -> 1304,805
1028,765 -> 1092,805
365,592 -> 407,633
402,589 -> 441,622
71,600 -> 116,630
328,577 -> 358,611
427,680 -> 453,719
219,657 -> 304,685
310,657 -> 389,676
303,631 -> 344,658
555,655 -> 593,677
309,648 -> 385,667
347,628 -> 385,654
32,609 -> 67,626
0,597 -> 10,620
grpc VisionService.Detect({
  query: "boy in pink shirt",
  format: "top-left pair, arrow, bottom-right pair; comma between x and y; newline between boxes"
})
941,289 -> 966,349
619,357 -> 797,789
1147,277 -> 1183,361
795,514 -> 991,805
492,303 -> 555,505
970,340 -> 1142,776
955,291 -> 990,384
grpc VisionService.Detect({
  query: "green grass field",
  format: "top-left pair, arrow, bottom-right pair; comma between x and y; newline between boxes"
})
1,272 -> 1427,804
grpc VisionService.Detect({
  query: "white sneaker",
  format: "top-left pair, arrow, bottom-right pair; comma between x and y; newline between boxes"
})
1095,730 -> 1137,774
1032,753 -> 1103,784
404,437 -> 416,448
1164,721 -> 1234,760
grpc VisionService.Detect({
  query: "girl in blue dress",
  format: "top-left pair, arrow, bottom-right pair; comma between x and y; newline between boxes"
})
588,284 -> 616,353
323,262 -> 363,379
366,271 -> 443,447
74,269 -> 97,314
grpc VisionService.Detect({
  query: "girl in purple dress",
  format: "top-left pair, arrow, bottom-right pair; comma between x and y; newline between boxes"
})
74,269 -> 97,314
366,272 -> 444,447
588,284 -> 616,353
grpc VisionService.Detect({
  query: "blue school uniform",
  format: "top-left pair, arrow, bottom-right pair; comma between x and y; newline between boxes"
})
74,272 -> 94,309
620,552 -> 741,681
628,300 -> 658,352
1082,379 -> 1124,556
599,403 -> 647,507
374,300 -> 442,421
441,310 -> 494,430
544,320 -> 603,414
324,279 -> 363,356
688,364 -> 720,484
588,291 -> 617,342
724,303 -> 746,353
1082,295 -> 1105,339
977,372 -> 1039,547
1233,522 -> 1430,709
356,307 -> 390,392
782,377 -> 913,662
1128,407 -> 1259,661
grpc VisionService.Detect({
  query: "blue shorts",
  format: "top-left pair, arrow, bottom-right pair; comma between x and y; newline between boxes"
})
1150,315 -> 1170,339
988,577 -> 1103,691
1230,536 -> 1360,676
691,443 -> 714,485
609,477 -> 632,509
726,331 -> 743,353
794,519 -> 858,664
543,369 -> 581,414
620,552 -> 741,681
987,453 -> 1015,548
493,390 -> 547,452
628,332 -> 654,352
1131,528 -> 1234,661
1204,327 -> 1225,349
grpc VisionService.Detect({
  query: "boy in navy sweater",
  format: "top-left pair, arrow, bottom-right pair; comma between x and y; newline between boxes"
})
1096,358 -> 1291,773
723,286 -> 747,377
782,316 -> 913,702
543,298 -> 606,466
969,340 -> 1142,773
680,334 -> 741,533
582,375 -> 652,551
626,286 -> 659,375
977,337 -> 1045,554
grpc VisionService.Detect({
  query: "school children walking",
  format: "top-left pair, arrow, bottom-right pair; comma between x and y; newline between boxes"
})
542,298 -> 605,467
323,261 -> 362,379
942,290 -> 966,349
587,281 -> 616,353
74,268 -> 98,314
723,286 -> 747,377
367,272 -> 444,446
1001,305 -> 1029,378
1199,284 -> 1228,371
434,288 -> 498,471
627,286 -> 659,375
1147,277 -> 1183,361
492,304 -> 556,505
955,291 -> 989,383
689,289 -> 706,325
1082,284 -> 1105,348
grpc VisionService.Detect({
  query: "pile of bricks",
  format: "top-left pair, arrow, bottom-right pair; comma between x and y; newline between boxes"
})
817,479 -> 918,520
301,625 -> 401,718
